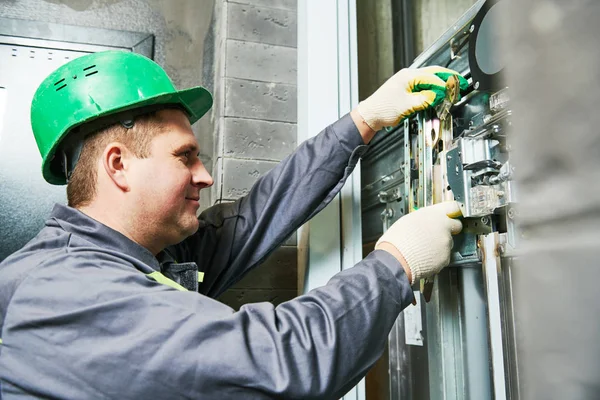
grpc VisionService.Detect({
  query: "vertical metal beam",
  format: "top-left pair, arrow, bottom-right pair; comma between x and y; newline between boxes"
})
297,1 -> 342,292
480,232 -> 507,400
298,1 -> 363,398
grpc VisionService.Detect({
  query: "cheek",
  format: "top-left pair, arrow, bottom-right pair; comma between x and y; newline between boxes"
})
145,165 -> 191,203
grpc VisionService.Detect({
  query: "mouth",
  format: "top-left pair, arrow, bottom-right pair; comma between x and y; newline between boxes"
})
186,197 -> 200,201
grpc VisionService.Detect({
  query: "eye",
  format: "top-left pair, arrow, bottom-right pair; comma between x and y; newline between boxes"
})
181,151 -> 191,159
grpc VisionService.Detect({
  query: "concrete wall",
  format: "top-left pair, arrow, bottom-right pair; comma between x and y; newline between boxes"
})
210,0 -> 298,309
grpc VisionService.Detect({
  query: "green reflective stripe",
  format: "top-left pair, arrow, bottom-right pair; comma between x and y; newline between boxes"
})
198,272 -> 205,283
147,271 -> 188,291
0,338 -> 3,344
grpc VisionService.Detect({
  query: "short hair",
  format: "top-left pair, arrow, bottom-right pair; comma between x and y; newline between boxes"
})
66,112 -> 166,208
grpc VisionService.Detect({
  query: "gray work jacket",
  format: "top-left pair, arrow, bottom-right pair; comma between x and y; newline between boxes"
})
0,114 -> 413,399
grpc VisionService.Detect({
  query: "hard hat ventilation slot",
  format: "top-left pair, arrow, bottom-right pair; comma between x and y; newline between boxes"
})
83,65 -> 98,77
54,78 -> 67,91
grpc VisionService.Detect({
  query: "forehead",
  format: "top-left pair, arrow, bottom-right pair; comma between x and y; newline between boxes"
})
151,109 -> 198,149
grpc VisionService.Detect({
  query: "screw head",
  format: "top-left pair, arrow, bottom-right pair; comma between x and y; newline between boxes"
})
474,81 -> 480,90
470,24 -> 475,32
508,208 -> 516,219
498,244 -> 506,255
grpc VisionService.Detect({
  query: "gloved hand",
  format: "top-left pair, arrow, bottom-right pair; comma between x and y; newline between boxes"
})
357,66 -> 468,131
376,202 -> 463,285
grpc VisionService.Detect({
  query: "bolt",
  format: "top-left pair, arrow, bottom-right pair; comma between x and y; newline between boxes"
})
492,124 -> 501,134
380,209 -> 394,221
508,208 -> 516,220
381,175 -> 391,183
498,244 -> 506,255
497,191 -> 505,198
481,216 -> 490,225
378,191 -> 388,203
474,81 -> 480,90
470,24 -> 475,32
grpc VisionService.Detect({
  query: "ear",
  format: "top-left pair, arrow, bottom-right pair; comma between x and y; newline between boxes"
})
101,142 -> 131,191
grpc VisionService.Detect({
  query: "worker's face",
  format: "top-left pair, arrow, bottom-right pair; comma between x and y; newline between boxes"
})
128,109 -> 213,247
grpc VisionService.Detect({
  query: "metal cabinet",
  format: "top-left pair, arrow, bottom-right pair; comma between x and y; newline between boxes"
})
360,1 -> 518,398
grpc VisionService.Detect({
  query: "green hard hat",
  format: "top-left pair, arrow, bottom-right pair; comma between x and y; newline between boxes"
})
31,50 -> 213,185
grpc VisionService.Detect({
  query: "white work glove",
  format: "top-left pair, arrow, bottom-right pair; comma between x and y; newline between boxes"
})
357,66 -> 463,131
376,202 -> 463,285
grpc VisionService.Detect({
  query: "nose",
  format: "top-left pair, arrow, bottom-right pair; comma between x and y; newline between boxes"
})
191,160 -> 214,189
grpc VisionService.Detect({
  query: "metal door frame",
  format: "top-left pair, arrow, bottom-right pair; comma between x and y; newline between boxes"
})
0,16 -> 153,57
297,1 -> 363,399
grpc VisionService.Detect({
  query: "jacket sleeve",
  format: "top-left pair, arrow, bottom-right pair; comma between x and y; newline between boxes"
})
0,250 -> 413,400
170,113 -> 368,297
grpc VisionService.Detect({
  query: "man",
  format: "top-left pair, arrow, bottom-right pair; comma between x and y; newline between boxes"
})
0,51 -> 462,399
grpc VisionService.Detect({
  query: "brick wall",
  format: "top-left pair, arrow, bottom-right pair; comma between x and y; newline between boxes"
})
211,0 -> 299,309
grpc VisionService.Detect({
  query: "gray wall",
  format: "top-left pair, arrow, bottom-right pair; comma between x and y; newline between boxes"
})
209,0 -> 298,309
509,0 -> 600,398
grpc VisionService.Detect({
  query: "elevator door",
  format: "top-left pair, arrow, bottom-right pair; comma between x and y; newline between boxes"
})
0,44 -> 89,261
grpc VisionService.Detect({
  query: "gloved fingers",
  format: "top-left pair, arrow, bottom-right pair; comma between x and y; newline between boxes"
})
406,90 -> 437,114
408,72 -> 447,93
428,201 -> 463,218
418,66 -> 469,93
448,218 -> 463,235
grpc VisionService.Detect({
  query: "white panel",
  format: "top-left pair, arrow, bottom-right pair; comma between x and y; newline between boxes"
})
298,1 -> 364,399
298,0 -> 343,292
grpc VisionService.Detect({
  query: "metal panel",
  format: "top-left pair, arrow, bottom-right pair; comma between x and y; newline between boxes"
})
297,0 -> 342,292
298,1 -> 363,398
0,44 -> 87,261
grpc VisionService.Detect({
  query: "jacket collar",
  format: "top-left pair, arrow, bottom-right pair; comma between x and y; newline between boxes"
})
48,203 -> 161,272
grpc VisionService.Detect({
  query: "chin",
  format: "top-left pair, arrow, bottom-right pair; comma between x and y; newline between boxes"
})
181,218 -> 200,238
